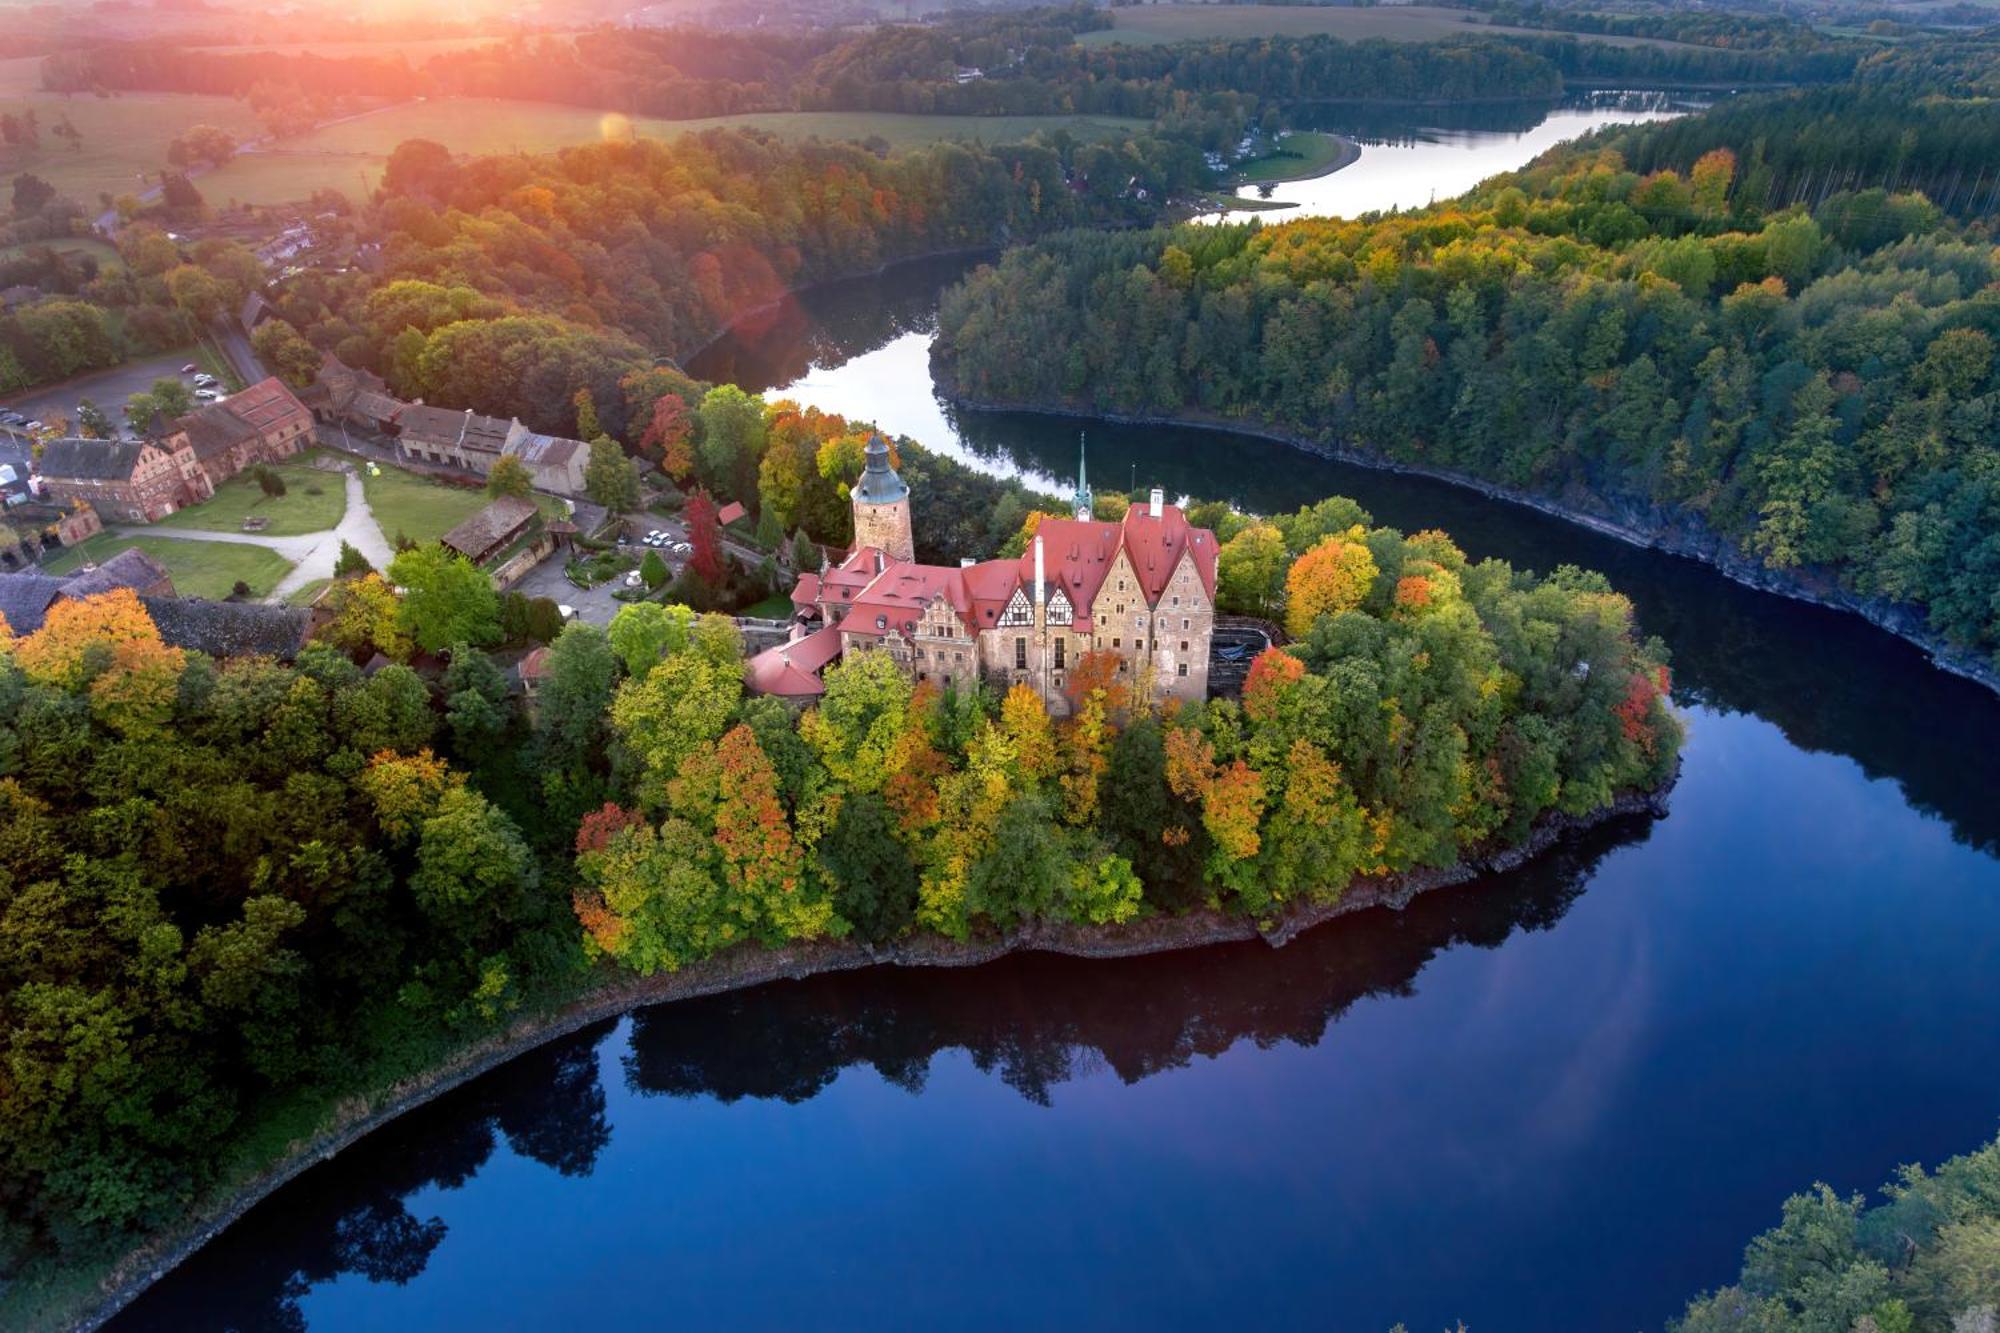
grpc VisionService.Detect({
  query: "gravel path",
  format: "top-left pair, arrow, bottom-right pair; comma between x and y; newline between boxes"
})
113,467 -> 396,604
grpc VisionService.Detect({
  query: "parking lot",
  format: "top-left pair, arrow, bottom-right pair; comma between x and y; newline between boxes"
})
0,352 -> 217,440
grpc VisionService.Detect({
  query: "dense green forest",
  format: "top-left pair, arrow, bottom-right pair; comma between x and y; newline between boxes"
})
1673,1131 -> 2000,1331
0,451 -> 1677,1309
935,82 -> 2000,667
255,125 -> 1193,440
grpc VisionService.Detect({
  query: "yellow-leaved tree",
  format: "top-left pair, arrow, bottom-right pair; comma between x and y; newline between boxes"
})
5,588 -> 185,735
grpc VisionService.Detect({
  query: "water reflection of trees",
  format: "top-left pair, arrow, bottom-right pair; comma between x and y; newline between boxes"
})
112,1039 -> 612,1333
686,251 -> 988,394
118,816 -> 1646,1331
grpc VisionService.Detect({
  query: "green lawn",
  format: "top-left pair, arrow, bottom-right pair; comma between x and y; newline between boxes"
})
194,100 -> 1152,204
43,533 -> 293,600
286,578 -> 332,607
1230,132 -> 1357,185
155,452 -> 347,537
0,92 -> 266,204
360,462 -> 567,549
740,594 -> 796,619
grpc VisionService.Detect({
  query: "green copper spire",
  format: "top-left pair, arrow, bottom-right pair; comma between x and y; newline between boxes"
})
1073,432 -> 1093,519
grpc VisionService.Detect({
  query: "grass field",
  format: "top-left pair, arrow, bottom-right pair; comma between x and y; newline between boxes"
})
1231,132 -> 1357,184
43,532 -> 293,600
0,92 -> 265,205
1076,4 -> 1696,49
154,452 -> 347,537
193,100 -> 1152,205
361,462 -> 566,548
0,236 -> 121,267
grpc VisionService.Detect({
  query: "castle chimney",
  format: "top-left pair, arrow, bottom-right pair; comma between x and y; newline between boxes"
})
1149,486 -> 1164,518
1033,534 -> 1045,618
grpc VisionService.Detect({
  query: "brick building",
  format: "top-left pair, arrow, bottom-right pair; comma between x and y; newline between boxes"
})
749,442 -> 1215,710
161,377 -> 315,491
37,436 -> 213,523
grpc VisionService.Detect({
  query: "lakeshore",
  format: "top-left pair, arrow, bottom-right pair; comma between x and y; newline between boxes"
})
930,366 -> 2000,702
57,778 -> 1673,1333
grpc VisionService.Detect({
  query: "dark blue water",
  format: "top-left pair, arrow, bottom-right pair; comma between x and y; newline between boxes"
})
117,159 -> 2000,1333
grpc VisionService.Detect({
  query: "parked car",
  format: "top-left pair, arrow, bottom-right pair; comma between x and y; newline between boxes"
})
672,541 -> 692,555
195,389 -> 223,401
22,421 -> 42,433
0,410 -> 23,425
193,374 -> 218,388
181,363 -> 199,374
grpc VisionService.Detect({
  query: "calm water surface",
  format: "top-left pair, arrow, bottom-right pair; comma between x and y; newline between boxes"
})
118,102 -> 2000,1333
1205,91 -> 1693,219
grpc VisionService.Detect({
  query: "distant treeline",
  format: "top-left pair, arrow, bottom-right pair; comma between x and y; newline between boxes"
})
1590,89 -> 2000,220
936,96 -> 2000,663
38,1 -> 1868,128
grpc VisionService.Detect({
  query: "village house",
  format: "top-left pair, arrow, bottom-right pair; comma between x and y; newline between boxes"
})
748,437 -> 1216,710
37,436 -> 214,523
441,495 -> 541,566
299,353 -> 592,497
158,376 -> 316,491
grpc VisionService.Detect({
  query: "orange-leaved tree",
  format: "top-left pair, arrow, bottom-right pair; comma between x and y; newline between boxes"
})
1284,535 -> 1378,639
7,588 -> 186,735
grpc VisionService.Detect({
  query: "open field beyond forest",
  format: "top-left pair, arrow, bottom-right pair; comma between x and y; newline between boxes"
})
360,460 -> 565,549
0,235 -> 121,267
42,531 -> 292,600
153,450 -> 347,538
1075,3 -> 1703,50
0,91 -> 265,204
191,101 -> 1154,204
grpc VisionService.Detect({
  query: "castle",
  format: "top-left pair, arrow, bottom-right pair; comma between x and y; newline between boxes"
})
747,436 -> 1217,713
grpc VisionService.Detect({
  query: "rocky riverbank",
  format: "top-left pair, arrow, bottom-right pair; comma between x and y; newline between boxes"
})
931,370 -> 2000,699
58,775 -> 1674,1333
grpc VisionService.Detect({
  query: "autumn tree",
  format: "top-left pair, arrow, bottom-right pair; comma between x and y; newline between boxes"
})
486,454 -> 534,501
683,489 -> 726,586
1284,536 -> 1379,639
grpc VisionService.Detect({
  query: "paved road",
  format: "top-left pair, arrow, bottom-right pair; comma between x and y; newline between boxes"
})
0,353 -> 205,436
112,467 -> 398,604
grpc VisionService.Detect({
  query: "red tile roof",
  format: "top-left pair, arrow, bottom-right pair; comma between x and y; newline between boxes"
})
746,622 -> 845,697
716,500 -> 747,526
1119,502 -> 1218,602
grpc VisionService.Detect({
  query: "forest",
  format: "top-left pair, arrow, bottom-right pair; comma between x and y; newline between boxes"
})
243,125 -> 1195,439
935,79 -> 2000,667
0,391 -> 1678,1308
1673,1131 -> 2000,1332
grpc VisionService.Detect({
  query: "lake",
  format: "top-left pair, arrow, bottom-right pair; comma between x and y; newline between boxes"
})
114,97 -> 2000,1333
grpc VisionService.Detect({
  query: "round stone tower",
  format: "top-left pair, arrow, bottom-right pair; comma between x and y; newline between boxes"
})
850,434 -> 914,563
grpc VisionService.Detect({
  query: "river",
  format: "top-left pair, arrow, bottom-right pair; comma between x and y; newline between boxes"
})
115,98 -> 2000,1333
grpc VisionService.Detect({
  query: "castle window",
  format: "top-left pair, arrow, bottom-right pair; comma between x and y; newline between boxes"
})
1180,640 -> 1189,652
1173,596 -> 1180,607
1178,663 -> 1188,677
1182,618 -> 1190,630
1054,638 -> 1066,668
1015,637 -> 1027,669
1112,637 -> 1121,649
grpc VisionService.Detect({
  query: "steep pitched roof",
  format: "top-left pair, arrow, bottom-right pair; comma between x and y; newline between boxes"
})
38,437 -> 148,482
173,403 -> 259,461
745,622 -> 844,697
140,596 -> 309,659
440,496 -> 538,560
218,377 -> 311,435
1120,502 -> 1218,602
58,547 -> 171,599
0,574 -> 66,634
398,403 -> 513,453
508,431 -> 583,468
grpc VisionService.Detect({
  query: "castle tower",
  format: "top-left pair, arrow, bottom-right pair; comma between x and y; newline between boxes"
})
851,433 -> 914,563
1072,433 -> 1093,521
